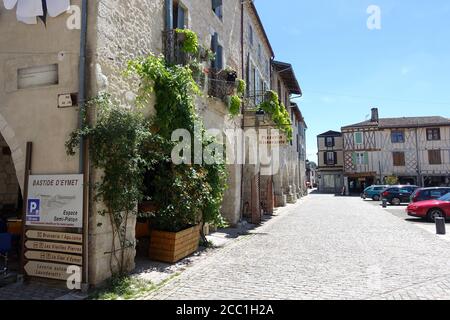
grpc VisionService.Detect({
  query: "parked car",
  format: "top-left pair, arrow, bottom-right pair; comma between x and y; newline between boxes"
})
410,187 -> 450,203
361,185 -> 389,201
406,192 -> 450,221
381,185 -> 419,205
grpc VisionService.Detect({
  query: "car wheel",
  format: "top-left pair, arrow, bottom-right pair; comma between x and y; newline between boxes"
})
427,208 -> 445,222
391,198 -> 401,206
372,195 -> 380,201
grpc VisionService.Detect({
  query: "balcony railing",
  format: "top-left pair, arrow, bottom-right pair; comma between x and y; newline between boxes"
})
207,68 -> 237,100
162,29 -> 192,66
243,90 -> 270,111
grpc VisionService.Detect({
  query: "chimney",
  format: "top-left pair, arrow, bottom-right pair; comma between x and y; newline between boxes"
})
371,108 -> 379,122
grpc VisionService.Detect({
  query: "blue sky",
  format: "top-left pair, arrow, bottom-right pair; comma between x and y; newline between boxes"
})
255,0 -> 450,163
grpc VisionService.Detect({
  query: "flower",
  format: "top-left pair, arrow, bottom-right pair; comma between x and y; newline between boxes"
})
3,0 -> 71,25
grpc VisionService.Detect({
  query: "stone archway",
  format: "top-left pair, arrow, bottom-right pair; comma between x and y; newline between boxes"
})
0,113 -> 25,197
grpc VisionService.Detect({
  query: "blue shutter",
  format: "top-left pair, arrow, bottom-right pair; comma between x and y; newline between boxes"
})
211,33 -> 219,68
165,0 -> 173,30
216,45 -> 223,70
177,5 -> 185,29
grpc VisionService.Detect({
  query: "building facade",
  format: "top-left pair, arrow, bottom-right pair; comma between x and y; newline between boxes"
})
317,131 -> 344,194
0,0 -> 308,287
342,108 -> 450,193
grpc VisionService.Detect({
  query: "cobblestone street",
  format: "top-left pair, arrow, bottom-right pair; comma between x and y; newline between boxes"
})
146,193 -> 450,300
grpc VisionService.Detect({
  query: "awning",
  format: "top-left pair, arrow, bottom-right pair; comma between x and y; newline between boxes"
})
3,0 -> 71,25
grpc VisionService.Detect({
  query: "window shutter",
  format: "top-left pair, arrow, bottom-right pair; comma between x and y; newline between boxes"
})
352,152 -> 357,165
212,0 -> 222,10
216,45 -> 223,70
334,152 -> 337,165
324,152 -> 328,166
332,137 -> 335,147
177,5 -> 185,29
211,32 -> 219,67
364,152 -> 369,165
165,0 -> 173,30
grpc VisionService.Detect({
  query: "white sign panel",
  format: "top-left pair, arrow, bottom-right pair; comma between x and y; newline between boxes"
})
26,174 -> 83,228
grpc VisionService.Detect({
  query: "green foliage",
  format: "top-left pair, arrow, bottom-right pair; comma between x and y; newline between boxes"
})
175,28 -> 199,55
385,175 -> 399,185
236,79 -> 246,97
91,275 -> 156,300
127,54 -> 228,233
229,95 -> 242,116
258,91 -> 293,141
66,94 -> 160,274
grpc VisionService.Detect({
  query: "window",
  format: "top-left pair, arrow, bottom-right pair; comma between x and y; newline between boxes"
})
248,24 -> 253,46
391,130 -> 405,143
354,132 -> 363,145
428,150 -> 442,165
427,128 -> 441,141
325,137 -> 334,148
353,152 -> 367,165
212,0 -> 223,20
326,152 -> 336,165
392,152 -> 405,166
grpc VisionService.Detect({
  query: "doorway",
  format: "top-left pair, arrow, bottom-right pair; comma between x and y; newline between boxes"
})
0,133 -> 22,285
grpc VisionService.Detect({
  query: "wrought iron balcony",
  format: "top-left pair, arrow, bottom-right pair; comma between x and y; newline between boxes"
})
162,29 -> 191,66
243,90 -> 271,111
207,68 -> 237,100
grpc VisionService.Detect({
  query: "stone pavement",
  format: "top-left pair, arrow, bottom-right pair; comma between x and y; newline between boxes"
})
145,194 -> 450,300
0,279 -> 73,300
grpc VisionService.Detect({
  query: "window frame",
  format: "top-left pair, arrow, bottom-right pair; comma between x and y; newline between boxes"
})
391,130 -> 405,143
354,132 -> 363,145
426,128 -> 441,141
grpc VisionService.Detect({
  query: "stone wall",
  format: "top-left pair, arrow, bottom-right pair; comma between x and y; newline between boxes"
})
0,134 -> 19,208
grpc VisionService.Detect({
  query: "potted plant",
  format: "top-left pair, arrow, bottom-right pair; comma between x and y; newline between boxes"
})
224,67 -> 238,82
147,164 -> 204,263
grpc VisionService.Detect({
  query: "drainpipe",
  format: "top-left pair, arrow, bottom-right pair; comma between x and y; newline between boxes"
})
78,0 -> 89,290
239,0 -> 245,223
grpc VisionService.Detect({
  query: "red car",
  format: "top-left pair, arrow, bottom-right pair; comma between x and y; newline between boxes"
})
406,192 -> 450,222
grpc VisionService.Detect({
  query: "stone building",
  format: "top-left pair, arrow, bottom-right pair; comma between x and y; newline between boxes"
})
316,131 -> 344,194
271,61 -> 302,206
0,0 -> 308,288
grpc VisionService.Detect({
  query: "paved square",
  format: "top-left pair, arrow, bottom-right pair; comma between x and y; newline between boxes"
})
146,194 -> 450,300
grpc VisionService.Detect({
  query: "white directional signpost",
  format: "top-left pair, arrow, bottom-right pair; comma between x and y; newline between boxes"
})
23,174 -> 85,283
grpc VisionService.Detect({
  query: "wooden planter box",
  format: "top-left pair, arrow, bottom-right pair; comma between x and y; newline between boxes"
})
149,225 -> 200,263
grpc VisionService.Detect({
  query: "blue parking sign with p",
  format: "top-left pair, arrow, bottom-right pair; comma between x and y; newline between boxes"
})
27,199 -> 41,222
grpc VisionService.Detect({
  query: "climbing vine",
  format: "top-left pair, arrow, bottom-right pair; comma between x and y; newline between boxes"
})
258,90 -> 293,141
127,54 -> 228,239
175,28 -> 199,55
66,94 -> 163,275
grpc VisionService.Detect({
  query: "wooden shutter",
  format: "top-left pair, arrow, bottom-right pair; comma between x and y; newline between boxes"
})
334,152 -> 337,165
211,33 -> 219,67
177,5 -> 185,29
324,152 -> 328,166
216,45 -> 223,70
364,152 -> 369,165
393,152 -> 405,166
429,150 -> 442,165
212,0 -> 222,10
165,0 -> 173,30
352,152 -> 357,165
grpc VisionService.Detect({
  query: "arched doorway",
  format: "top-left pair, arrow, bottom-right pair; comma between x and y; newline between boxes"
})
0,130 -> 22,281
